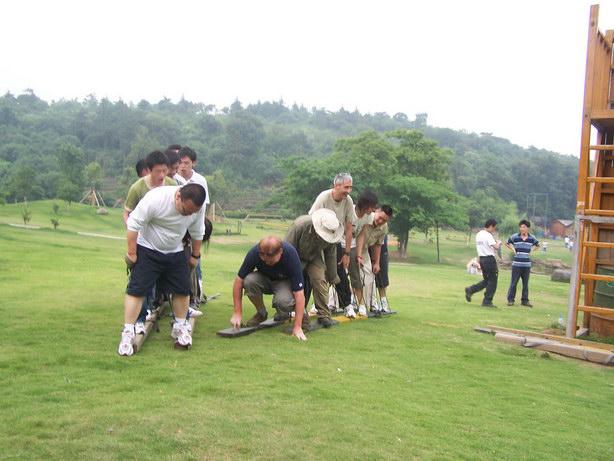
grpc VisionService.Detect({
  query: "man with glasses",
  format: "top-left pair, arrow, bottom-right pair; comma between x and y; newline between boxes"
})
230,236 -> 308,341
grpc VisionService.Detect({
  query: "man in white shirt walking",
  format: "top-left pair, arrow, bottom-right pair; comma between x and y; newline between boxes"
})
118,183 -> 207,356
465,219 -> 502,308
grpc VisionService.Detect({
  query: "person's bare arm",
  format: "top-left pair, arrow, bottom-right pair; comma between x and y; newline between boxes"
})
291,290 -> 307,341
230,276 -> 244,329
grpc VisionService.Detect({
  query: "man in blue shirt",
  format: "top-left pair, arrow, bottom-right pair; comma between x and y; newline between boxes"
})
231,236 -> 307,340
505,220 -> 540,307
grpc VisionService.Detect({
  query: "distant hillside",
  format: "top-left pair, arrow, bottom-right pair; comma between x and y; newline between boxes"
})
0,91 -> 577,218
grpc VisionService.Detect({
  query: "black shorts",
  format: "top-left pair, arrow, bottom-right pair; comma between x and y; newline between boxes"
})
126,245 -> 190,297
375,238 -> 389,288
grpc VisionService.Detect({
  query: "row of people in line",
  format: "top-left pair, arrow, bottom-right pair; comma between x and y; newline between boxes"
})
118,168 -> 393,354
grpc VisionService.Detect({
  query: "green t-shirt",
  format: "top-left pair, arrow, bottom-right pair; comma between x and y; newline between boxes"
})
124,176 -> 177,212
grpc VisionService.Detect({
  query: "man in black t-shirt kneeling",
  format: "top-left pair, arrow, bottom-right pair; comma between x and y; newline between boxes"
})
230,236 -> 307,341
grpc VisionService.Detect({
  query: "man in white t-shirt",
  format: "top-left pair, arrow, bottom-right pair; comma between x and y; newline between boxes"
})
309,173 -> 354,270
465,218 -> 502,307
174,146 -> 211,309
173,146 -> 210,214
117,184 -> 207,356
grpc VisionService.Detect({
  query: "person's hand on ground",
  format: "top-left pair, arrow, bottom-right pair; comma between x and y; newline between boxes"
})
291,326 -> 307,341
230,313 -> 242,330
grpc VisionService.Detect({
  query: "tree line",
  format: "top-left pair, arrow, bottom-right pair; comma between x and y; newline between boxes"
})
0,90 -> 578,248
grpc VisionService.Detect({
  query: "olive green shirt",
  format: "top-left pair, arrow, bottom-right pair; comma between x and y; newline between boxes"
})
285,215 -> 338,283
124,176 -> 177,212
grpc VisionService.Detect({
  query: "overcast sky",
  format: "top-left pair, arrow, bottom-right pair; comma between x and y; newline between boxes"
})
2,1 -> 613,156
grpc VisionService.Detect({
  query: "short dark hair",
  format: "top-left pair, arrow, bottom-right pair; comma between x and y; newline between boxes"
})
135,158 -> 148,176
167,144 -> 182,152
145,150 -> 169,170
484,218 -> 498,228
519,219 -> 531,228
380,204 -> 393,217
179,146 -> 197,162
180,183 -> 206,206
165,149 -> 180,165
356,190 -> 378,211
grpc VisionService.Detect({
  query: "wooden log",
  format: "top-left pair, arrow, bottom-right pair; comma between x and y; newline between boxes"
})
485,325 -> 614,352
133,303 -> 168,353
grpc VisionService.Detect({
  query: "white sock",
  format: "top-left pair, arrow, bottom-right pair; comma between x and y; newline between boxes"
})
381,297 -> 388,303
174,317 -> 186,325
124,323 -> 135,332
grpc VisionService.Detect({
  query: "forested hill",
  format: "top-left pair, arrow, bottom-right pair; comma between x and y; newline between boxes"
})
0,91 -> 577,218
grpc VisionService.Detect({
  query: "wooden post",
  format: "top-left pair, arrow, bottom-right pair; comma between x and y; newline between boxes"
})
567,217 -> 583,337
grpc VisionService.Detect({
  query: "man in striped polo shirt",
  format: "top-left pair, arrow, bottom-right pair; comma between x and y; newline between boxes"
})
505,220 -> 540,307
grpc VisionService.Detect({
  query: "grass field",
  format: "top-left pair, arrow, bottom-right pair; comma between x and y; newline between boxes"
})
0,202 -> 612,460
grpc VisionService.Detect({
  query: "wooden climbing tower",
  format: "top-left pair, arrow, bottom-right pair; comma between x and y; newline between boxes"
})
567,5 -> 614,337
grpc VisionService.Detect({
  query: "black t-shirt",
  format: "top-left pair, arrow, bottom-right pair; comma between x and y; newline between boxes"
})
237,241 -> 304,292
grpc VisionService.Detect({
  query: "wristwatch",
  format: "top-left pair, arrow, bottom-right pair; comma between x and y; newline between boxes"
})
191,253 -> 201,259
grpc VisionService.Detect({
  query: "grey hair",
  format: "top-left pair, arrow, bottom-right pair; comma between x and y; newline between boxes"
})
333,172 -> 352,186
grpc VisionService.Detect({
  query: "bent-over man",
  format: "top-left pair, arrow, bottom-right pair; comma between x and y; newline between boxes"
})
230,236 -> 308,340
118,183 -> 206,356
285,209 -> 343,328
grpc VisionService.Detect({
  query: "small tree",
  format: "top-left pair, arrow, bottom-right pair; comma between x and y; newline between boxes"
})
22,204 -> 32,225
51,203 -> 61,230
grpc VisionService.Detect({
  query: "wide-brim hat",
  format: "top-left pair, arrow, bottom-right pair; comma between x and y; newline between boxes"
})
311,208 -> 344,244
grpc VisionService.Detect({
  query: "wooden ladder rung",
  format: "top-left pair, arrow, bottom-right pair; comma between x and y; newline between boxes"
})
589,144 -> 614,150
584,241 -> 614,249
583,209 -> 614,216
587,177 -> 614,183
581,273 -> 614,282
578,305 -> 614,316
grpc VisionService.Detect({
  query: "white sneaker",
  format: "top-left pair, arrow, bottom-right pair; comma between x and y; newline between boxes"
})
118,328 -> 135,356
381,298 -> 391,313
135,321 -> 146,335
171,321 -> 192,347
145,309 -> 156,321
345,304 -> 357,318
309,305 -> 317,316
358,305 -> 368,317
188,306 -> 203,318
371,299 -> 381,312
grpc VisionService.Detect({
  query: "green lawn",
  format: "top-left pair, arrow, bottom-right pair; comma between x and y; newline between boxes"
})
0,202 -> 612,460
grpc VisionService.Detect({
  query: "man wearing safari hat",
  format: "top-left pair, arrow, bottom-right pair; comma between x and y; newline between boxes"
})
285,208 -> 344,328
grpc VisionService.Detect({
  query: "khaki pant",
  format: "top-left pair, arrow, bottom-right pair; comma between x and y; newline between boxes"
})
349,249 -> 374,308
243,272 -> 295,313
304,257 -> 331,320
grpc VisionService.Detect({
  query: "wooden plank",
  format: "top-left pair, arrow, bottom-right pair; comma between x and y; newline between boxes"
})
486,325 -> 614,352
578,305 -> 614,316
584,240 -> 614,248
583,209 -> 614,216
589,144 -> 614,150
586,177 -> 614,183
577,5 -> 600,212
580,272 -> 614,281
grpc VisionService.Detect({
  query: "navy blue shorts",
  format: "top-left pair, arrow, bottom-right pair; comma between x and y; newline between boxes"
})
126,245 -> 190,297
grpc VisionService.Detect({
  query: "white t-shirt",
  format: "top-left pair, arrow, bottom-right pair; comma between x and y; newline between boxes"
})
126,186 -> 205,254
174,171 -> 210,215
475,229 -> 497,257
341,209 -> 374,249
309,189 -> 354,225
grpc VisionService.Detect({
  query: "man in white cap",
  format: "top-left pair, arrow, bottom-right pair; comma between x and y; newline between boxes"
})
285,209 -> 344,327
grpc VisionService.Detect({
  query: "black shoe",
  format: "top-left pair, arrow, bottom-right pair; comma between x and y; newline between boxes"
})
274,311 -> 291,322
506,301 -> 514,306
521,302 -> 533,308
465,287 -> 472,302
481,303 -> 497,308
317,317 -> 338,328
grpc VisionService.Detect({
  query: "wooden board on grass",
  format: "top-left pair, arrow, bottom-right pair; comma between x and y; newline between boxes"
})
217,318 -> 287,338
